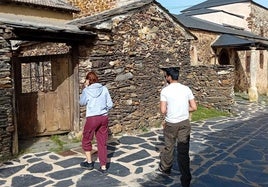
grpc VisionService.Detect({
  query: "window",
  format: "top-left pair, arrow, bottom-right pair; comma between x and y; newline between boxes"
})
260,51 -> 264,69
246,51 -> 251,73
21,61 -> 53,93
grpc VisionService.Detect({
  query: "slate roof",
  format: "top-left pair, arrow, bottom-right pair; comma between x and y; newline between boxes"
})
181,8 -> 244,19
175,14 -> 268,41
182,8 -> 220,16
68,0 -> 196,40
213,34 -> 253,47
212,34 -> 268,49
1,0 -> 80,13
0,13 -> 95,42
181,0 -> 267,13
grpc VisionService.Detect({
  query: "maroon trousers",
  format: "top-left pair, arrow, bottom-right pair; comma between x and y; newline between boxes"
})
82,115 -> 109,166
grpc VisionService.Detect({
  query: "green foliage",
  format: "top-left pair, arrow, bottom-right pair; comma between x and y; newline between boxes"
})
155,121 -> 162,128
191,105 -> 230,122
50,135 -> 66,152
141,126 -> 149,132
71,137 -> 81,143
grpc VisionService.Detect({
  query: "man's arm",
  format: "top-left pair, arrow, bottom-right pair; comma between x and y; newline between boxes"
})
160,101 -> 167,128
160,101 -> 167,115
189,99 -> 197,112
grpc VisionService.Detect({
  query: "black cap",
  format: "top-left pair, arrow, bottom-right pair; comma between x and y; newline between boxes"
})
160,66 -> 180,72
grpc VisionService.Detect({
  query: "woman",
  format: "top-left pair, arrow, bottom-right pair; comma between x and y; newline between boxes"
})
79,71 -> 113,173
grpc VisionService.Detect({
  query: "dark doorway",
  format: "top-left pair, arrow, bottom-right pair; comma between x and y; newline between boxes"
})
219,49 -> 230,65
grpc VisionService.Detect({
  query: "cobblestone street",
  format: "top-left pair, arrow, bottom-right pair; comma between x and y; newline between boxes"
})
1,98 -> 268,187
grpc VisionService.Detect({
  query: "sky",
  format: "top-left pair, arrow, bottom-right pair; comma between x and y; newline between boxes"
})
156,0 -> 268,14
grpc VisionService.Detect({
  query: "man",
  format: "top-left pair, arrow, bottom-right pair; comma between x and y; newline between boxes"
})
158,67 -> 197,187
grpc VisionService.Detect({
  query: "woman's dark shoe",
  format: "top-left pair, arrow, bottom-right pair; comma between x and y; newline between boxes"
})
98,167 -> 108,174
80,161 -> 94,170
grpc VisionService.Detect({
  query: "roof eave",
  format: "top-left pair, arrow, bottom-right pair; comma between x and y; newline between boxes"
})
1,22 -> 96,43
1,0 -> 80,13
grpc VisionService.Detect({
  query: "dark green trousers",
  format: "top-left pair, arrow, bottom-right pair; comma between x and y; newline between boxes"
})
160,119 -> 192,187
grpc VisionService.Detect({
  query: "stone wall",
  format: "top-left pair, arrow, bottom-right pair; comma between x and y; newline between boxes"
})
67,0 -> 115,17
0,25 -> 14,160
249,4 -> 268,37
78,5 -> 235,134
190,31 -> 218,66
250,4 -> 268,95
0,4 -> 235,160
18,43 -> 70,57
78,4 -> 192,133
190,26 -> 267,95
68,0 -> 137,17
0,1 -> 236,160
181,65 -> 235,111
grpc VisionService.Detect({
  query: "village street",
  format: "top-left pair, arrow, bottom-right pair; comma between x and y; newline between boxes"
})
0,97 -> 268,187
1,1 -> 268,187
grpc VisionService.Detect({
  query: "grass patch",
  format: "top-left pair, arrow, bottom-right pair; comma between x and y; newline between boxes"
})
191,105 -> 230,122
50,135 -> 66,153
71,137 -> 81,143
141,126 -> 149,132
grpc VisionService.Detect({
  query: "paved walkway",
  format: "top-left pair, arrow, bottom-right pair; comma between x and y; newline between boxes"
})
1,98 -> 268,187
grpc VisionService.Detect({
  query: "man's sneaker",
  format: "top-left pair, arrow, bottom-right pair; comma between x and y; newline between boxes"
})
156,165 -> 171,175
80,161 -> 94,170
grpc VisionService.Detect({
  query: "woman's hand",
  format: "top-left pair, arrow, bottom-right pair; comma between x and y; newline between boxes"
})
84,79 -> 89,88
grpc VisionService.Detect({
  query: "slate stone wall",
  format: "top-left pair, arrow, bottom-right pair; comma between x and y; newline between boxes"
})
249,4 -> 268,37
68,0 -> 137,17
0,1 -> 235,160
250,4 -> 268,94
0,25 -> 14,160
190,31 -> 218,66
181,65 -> 235,111
78,5 -> 235,134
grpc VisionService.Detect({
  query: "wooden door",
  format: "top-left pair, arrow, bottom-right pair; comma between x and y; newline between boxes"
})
15,55 -> 73,138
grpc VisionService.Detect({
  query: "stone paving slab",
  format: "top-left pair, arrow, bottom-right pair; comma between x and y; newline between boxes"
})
1,100 -> 268,187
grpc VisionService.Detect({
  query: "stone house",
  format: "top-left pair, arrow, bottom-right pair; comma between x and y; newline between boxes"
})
0,0 -> 95,159
0,0 -> 235,160
175,0 -> 268,101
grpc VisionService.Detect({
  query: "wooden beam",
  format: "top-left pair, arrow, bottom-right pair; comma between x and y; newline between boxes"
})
11,27 -> 96,43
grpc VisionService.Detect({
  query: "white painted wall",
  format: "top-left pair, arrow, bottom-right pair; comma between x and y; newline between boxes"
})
193,2 -> 251,31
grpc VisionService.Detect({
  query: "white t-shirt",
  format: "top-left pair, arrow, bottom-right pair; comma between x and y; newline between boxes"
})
160,83 -> 194,123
